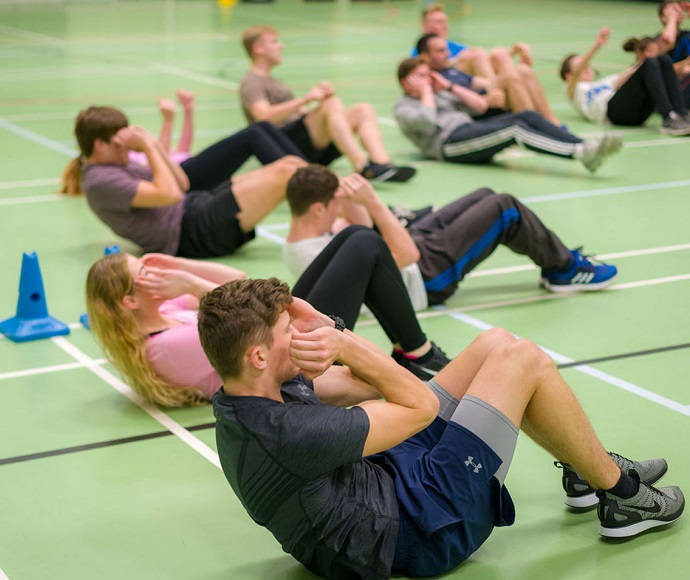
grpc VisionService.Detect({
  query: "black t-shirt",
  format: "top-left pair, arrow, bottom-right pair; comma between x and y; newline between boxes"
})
213,375 -> 399,580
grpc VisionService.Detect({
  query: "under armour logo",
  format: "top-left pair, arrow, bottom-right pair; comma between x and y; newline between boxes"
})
298,385 -> 311,397
464,456 -> 483,473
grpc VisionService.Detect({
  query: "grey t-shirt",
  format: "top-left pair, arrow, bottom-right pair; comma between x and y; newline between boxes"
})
239,71 -> 300,126
393,92 -> 473,159
81,163 -> 184,254
213,375 -> 399,580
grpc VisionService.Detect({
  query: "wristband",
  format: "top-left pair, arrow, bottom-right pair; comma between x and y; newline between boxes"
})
328,314 -> 346,332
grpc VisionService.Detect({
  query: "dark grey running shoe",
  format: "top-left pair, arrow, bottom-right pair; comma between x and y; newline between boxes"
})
597,470 -> 684,538
555,452 -> 668,509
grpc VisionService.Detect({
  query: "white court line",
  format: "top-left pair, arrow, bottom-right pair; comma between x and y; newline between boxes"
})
255,225 -> 290,245
435,307 -> 690,417
51,337 -> 221,470
466,243 -> 690,279
0,359 -> 106,382
0,178 -> 58,190
0,195 -> 61,207
356,273 -> 690,326
149,63 -> 238,90
0,118 -> 76,157
0,566 -> 8,579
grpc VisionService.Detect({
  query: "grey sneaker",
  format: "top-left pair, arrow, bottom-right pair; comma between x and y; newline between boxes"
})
659,111 -> 690,136
396,342 -> 451,381
597,471 -> 684,538
555,452 -> 668,509
579,134 -> 623,173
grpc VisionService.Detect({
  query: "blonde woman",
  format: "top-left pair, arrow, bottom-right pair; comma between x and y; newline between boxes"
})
86,252 -> 246,406
86,242 -> 445,407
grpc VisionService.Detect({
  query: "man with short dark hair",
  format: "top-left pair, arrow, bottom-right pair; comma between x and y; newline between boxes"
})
416,33 -> 561,125
239,25 -> 415,183
283,164 -> 619,309
200,277 -> 683,579
394,57 -> 622,173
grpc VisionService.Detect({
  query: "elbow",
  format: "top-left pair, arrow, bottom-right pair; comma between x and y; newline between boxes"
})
419,390 -> 440,425
475,100 -> 489,115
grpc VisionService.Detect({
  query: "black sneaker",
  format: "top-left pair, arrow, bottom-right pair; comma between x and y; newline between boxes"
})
388,204 -> 434,228
597,470 -> 684,538
555,452 -> 668,509
396,342 -> 450,381
361,161 -> 416,183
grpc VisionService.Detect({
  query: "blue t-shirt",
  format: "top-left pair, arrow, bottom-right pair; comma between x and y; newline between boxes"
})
669,29 -> 690,62
411,38 -> 467,58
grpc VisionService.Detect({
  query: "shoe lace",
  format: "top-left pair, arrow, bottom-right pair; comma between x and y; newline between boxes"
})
573,246 -> 609,267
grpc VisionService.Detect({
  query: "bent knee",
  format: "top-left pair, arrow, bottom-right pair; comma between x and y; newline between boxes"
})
321,96 -> 345,112
502,338 -> 553,374
477,327 -> 515,350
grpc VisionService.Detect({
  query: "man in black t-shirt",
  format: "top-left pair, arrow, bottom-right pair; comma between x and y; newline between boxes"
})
198,278 -> 684,579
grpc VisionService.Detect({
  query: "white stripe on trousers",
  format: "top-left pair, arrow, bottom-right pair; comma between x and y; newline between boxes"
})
442,125 -> 580,159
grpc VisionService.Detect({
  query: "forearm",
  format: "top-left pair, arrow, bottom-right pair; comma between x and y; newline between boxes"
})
449,84 -> 488,113
567,43 -> 601,99
337,332 -> 430,406
254,97 -> 308,125
143,144 -> 184,202
154,141 -> 189,191
659,17 -> 679,53
366,198 -> 420,268
175,258 -> 245,284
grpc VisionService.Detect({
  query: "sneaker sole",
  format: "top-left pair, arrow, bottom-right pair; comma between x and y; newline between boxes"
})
541,273 -> 617,293
377,166 -> 417,183
599,512 -> 683,538
565,493 -> 599,509
659,127 -> 690,136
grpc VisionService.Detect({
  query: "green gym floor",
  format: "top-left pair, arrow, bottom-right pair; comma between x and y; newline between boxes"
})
0,0 -> 688,578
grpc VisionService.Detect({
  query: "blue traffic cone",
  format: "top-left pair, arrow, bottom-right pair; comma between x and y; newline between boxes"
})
81,245 -> 121,331
0,252 -> 70,342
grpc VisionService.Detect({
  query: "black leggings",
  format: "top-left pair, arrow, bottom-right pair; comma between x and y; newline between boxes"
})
292,226 -> 428,352
179,121 -> 306,191
607,56 -> 687,125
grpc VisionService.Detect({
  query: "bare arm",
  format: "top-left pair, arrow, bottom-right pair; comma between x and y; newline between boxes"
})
138,254 -> 245,308
430,71 -> 488,114
658,3 -> 683,54
248,83 -> 331,125
313,365 -> 381,407
613,64 -> 639,90
117,127 -> 186,208
336,174 -> 420,268
566,27 -> 610,101
287,300 -> 439,457
141,254 -> 245,285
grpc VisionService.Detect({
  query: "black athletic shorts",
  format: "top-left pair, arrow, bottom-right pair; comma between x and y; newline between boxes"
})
281,115 -> 342,166
176,181 -> 255,258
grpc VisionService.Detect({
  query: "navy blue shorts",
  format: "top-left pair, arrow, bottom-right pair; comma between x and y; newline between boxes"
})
381,417 -> 516,577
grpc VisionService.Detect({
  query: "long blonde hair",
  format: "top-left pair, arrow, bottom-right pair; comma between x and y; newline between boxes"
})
85,254 -> 206,407
61,106 -> 129,196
